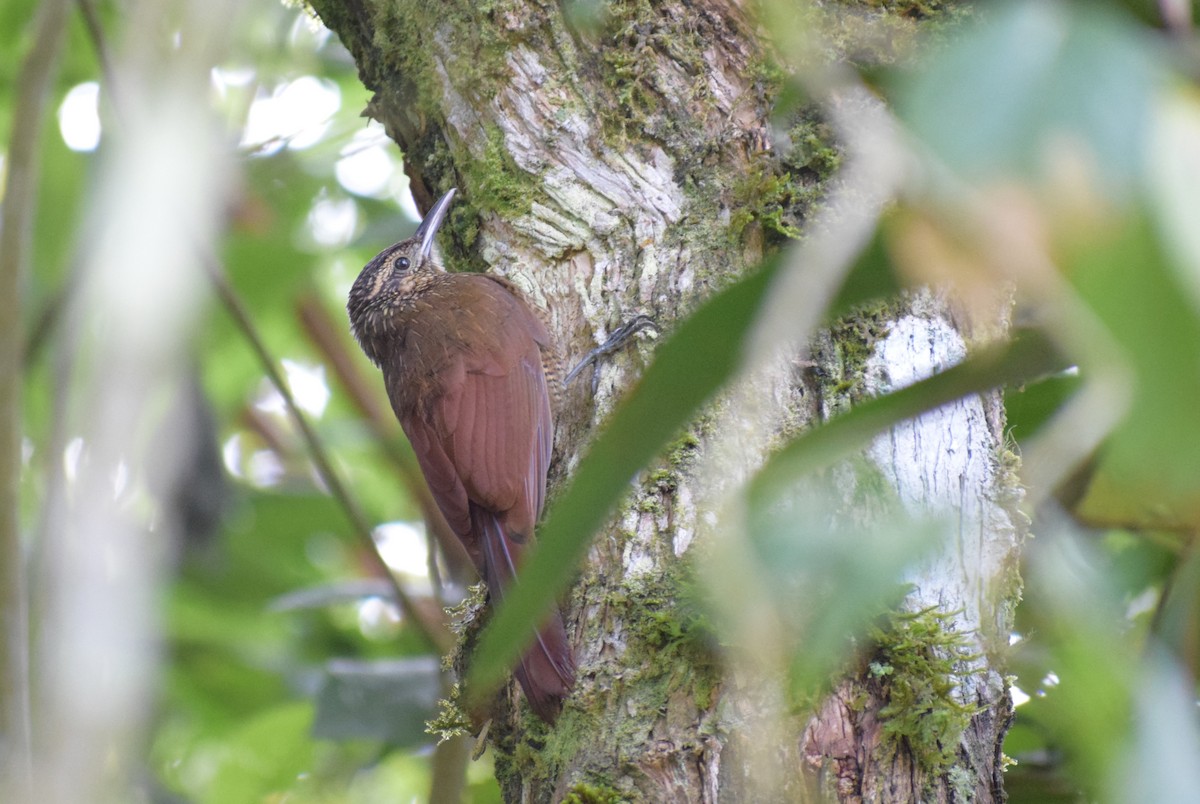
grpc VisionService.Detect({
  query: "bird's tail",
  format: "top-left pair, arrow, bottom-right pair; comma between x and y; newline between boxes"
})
473,505 -> 575,723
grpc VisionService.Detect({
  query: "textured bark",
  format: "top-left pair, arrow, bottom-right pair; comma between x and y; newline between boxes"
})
799,291 -> 1018,802
309,1 -> 1015,801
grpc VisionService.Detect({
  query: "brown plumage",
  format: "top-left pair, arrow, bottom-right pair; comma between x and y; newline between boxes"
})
347,188 -> 574,723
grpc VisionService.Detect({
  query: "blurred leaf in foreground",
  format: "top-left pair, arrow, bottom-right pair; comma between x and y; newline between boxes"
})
1068,214 -> 1200,526
1016,526 -> 1200,804
312,656 -> 440,745
896,0 -> 1162,194
731,467 -> 943,699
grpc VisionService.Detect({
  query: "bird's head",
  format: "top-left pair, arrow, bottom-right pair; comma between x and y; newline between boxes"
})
347,187 -> 456,359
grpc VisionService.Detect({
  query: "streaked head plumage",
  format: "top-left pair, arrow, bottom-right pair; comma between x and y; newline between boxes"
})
347,187 -> 458,363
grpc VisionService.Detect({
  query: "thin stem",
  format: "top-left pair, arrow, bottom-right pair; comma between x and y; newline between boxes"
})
0,0 -> 73,794
428,731 -> 471,804
75,0 -> 123,116
20,0 -> 116,371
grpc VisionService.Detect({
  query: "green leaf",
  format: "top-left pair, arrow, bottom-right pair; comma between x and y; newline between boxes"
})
1070,214 -> 1200,522
825,225 -> 899,318
1156,548 -> 1200,676
1004,370 -> 1081,444
735,469 -> 942,698
312,656 -> 440,745
895,0 -> 1162,193
1019,534 -> 1137,799
200,701 -> 315,804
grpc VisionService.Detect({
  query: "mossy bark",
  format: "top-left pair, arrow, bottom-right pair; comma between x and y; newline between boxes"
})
307,1 -> 1013,801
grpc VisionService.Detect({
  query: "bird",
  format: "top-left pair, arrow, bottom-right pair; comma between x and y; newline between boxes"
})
347,187 -> 575,723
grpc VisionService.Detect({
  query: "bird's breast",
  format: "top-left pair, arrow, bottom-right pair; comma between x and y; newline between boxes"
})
372,274 -> 548,419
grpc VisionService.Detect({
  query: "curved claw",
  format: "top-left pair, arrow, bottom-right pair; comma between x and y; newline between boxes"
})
565,314 -> 659,391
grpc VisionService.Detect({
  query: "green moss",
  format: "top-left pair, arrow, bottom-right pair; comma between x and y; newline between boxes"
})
426,684 -> 473,742
491,702 -> 592,796
462,125 -> 540,219
995,436 -> 1027,511
867,606 -> 982,776
988,436 -> 1027,653
634,426 -> 704,513
823,301 -> 894,405
859,0 -> 960,19
371,1 -> 511,100
427,587 -> 490,742
667,429 -> 701,467
802,0 -> 972,70
321,0 -> 547,273
647,468 -> 676,493
596,0 -> 712,144
444,582 -> 489,640
635,495 -> 664,515
947,764 -> 976,801
517,554 -> 721,772
619,560 -> 721,710
787,111 -> 842,179
487,560 -> 722,797
729,168 -> 804,241
725,108 -> 840,244
562,782 -> 631,804
845,455 -> 900,518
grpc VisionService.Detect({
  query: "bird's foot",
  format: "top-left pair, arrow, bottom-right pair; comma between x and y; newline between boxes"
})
565,314 -> 658,393
471,718 -> 491,760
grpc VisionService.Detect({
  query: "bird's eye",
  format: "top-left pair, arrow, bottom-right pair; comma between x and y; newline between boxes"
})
397,257 -> 410,271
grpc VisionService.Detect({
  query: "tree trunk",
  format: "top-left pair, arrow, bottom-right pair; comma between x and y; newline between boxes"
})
308,1 -> 1016,801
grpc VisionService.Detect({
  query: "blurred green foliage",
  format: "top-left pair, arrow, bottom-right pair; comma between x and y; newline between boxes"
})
9,0 -> 474,800
9,0 -> 1200,801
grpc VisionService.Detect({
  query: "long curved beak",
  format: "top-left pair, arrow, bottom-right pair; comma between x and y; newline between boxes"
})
416,187 -> 457,259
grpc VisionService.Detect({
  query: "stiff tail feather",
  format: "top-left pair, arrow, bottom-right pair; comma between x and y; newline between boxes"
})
473,505 -> 576,723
